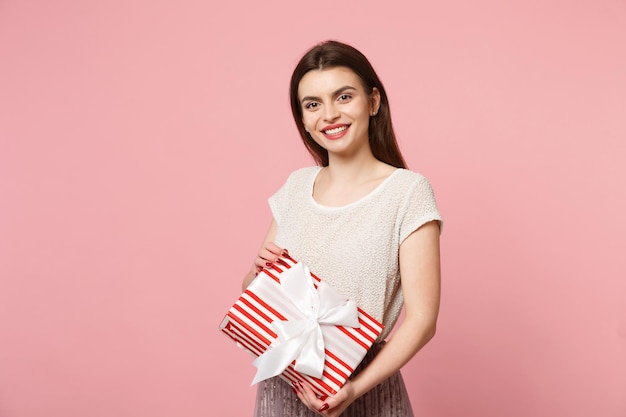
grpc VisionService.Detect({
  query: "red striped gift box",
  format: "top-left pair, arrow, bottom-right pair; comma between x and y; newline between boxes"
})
219,254 -> 384,399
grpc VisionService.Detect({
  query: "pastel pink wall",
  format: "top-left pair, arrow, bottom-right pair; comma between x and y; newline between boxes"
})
1,1 -> 624,416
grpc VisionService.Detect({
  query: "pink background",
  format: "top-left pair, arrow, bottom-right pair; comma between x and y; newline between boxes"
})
1,1 -> 625,416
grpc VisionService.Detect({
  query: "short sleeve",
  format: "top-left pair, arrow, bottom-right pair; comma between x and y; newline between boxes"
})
398,174 -> 443,243
268,175 -> 292,226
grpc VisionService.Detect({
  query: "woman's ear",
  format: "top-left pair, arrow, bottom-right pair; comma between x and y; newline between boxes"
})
370,87 -> 381,116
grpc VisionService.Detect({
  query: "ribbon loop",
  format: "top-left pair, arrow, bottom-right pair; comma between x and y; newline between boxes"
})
251,262 -> 359,384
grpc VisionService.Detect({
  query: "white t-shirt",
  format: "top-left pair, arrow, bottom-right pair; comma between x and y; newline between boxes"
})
269,166 -> 442,340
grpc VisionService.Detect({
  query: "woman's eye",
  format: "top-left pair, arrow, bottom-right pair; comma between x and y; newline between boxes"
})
305,102 -> 319,110
338,94 -> 352,101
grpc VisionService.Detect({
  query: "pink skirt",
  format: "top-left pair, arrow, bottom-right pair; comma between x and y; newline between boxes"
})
253,343 -> 415,417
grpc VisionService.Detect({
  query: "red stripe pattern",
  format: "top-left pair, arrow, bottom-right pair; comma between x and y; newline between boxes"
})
219,255 -> 384,399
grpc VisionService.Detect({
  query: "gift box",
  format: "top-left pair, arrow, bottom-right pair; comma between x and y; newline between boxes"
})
219,254 -> 384,399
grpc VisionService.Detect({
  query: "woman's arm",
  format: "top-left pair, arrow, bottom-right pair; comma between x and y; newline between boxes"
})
296,220 -> 441,416
350,220 -> 441,389
241,219 -> 284,291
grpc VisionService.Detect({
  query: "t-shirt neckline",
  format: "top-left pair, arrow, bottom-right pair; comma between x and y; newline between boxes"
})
308,166 -> 402,210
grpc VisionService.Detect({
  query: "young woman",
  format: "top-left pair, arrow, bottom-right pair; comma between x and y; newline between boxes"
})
241,40 -> 443,417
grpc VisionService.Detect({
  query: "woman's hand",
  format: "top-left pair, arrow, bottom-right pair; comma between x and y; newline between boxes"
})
242,220 -> 281,291
293,379 -> 356,417
251,241 -> 287,275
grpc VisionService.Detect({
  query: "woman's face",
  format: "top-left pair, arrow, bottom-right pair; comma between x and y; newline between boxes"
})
298,67 -> 380,160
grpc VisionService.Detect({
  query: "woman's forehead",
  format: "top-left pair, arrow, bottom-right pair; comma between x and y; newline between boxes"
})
298,67 -> 364,97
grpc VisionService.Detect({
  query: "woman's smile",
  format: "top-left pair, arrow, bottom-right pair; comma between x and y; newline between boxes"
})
321,123 -> 350,139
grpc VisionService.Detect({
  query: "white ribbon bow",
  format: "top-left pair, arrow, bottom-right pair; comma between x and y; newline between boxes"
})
251,262 -> 360,384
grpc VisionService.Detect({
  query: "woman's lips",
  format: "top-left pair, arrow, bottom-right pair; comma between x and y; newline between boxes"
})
321,124 -> 350,140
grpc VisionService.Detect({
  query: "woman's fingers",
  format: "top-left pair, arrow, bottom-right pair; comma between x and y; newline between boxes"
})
291,381 -> 312,410
260,242 -> 287,262
255,242 -> 288,271
297,380 -> 325,414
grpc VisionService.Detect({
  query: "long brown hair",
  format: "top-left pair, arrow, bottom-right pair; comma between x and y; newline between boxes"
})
289,40 -> 407,168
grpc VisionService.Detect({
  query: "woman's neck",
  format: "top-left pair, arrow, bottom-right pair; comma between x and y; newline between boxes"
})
313,153 -> 397,206
322,152 -> 395,186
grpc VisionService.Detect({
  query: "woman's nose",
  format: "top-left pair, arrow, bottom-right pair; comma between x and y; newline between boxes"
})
323,103 -> 340,121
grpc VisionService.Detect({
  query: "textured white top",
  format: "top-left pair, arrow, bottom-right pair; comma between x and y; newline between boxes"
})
269,166 -> 442,340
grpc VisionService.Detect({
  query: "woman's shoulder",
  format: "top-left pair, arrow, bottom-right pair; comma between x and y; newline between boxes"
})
390,168 -> 432,187
290,165 -> 321,177
283,166 -> 321,184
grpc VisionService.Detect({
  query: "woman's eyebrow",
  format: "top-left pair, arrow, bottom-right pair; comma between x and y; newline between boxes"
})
300,85 -> 357,104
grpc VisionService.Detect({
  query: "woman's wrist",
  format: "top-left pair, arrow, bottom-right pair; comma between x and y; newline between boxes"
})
348,373 -> 374,401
